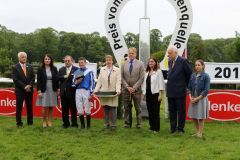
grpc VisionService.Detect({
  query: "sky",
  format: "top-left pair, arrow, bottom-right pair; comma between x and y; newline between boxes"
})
0,0 -> 240,40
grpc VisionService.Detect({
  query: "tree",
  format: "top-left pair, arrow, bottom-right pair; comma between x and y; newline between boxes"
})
152,50 -> 165,62
223,31 -> 240,62
187,33 -> 207,65
34,28 -> 60,60
150,29 -> 163,54
0,48 -> 13,76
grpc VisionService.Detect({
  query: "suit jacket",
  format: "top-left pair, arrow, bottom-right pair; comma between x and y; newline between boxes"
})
37,66 -> 59,92
12,63 -> 35,93
167,56 -> 192,98
94,66 -> 121,107
121,59 -> 145,91
58,65 -> 78,96
142,69 -> 165,95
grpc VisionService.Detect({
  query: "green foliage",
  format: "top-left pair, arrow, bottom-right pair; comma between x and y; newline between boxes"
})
187,33 -> 207,66
124,32 -> 139,50
0,48 -> 13,77
152,50 -> 166,62
223,32 -> 240,62
150,29 -> 163,54
0,25 -> 113,64
0,24 -> 240,69
34,28 -> 60,61
0,116 -> 240,160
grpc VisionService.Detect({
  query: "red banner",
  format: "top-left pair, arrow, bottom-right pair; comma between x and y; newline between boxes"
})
1,89 -> 239,121
0,88 -> 104,119
186,90 -> 240,121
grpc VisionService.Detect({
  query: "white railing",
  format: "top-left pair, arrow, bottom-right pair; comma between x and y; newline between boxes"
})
1,78 -> 240,84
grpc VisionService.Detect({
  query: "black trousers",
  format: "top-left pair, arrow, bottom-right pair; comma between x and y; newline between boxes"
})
168,97 -> 186,132
61,92 -> 78,126
146,93 -> 160,132
16,90 -> 33,126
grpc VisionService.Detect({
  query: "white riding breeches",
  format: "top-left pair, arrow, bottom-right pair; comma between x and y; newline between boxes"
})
75,89 -> 91,115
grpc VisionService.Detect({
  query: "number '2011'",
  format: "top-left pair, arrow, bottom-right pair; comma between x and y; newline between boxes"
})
215,67 -> 239,78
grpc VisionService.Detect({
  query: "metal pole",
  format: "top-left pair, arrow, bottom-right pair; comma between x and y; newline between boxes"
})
144,0 -> 147,18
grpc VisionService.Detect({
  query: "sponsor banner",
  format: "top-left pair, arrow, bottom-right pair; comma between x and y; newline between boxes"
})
186,90 -> 240,121
205,62 -> 240,81
0,89 -> 104,119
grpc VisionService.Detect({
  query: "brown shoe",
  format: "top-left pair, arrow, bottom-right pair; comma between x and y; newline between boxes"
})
43,122 -> 47,128
48,121 -> 52,127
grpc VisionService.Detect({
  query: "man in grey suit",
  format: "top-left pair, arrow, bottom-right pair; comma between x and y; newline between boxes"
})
121,47 -> 145,128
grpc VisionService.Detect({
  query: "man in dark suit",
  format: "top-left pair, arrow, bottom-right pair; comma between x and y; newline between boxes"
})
167,45 -> 192,134
58,55 -> 78,128
12,52 -> 35,128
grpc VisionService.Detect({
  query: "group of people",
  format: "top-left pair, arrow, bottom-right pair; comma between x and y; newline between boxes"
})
12,45 -> 210,138
13,53 -> 95,129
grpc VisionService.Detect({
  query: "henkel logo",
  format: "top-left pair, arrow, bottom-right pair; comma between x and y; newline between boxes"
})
90,96 -> 101,116
208,92 -> 240,121
0,89 -> 17,115
55,96 -> 102,117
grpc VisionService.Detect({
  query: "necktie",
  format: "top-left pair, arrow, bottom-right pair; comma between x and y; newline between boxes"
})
129,60 -> 133,74
172,60 -> 175,69
66,67 -> 70,75
23,64 -> 27,76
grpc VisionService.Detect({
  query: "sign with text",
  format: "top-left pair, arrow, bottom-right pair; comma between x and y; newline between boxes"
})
160,0 -> 193,70
205,62 -> 240,81
105,0 -> 129,66
0,89 -> 104,119
104,0 -> 193,69
186,90 -> 240,121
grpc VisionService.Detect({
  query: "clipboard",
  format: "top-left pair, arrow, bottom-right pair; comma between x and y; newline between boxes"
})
94,91 -> 117,97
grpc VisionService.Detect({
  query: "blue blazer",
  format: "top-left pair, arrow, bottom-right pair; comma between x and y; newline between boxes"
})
188,72 -> 210,97
167,56 -> 192,98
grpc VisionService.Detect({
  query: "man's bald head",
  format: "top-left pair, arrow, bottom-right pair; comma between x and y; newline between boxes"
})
167,45 -> 178,60
18,52 -> 27,64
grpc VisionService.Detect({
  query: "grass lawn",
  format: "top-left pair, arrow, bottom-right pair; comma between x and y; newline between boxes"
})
0,116 -> 240,160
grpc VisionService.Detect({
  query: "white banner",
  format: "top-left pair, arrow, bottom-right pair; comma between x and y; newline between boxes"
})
205,62 -> 240,81
105,0 -> 193,68
160,0 -> 193,70
104,0 -> 130,66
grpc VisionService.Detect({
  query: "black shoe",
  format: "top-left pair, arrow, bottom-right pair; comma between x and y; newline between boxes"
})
71,124 -> 78,128
103,124 -> 110,129
136,124 -> 141,129
27,122 -> 33,126
79,115 -> 85,129
178,130 -> 185,134
62,124 -> 70,128
170,130 -> 176,134
17,125 -> 23,128
124,124 -> 130,128
86,115 -> 91,129
111,126 -> 116,131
